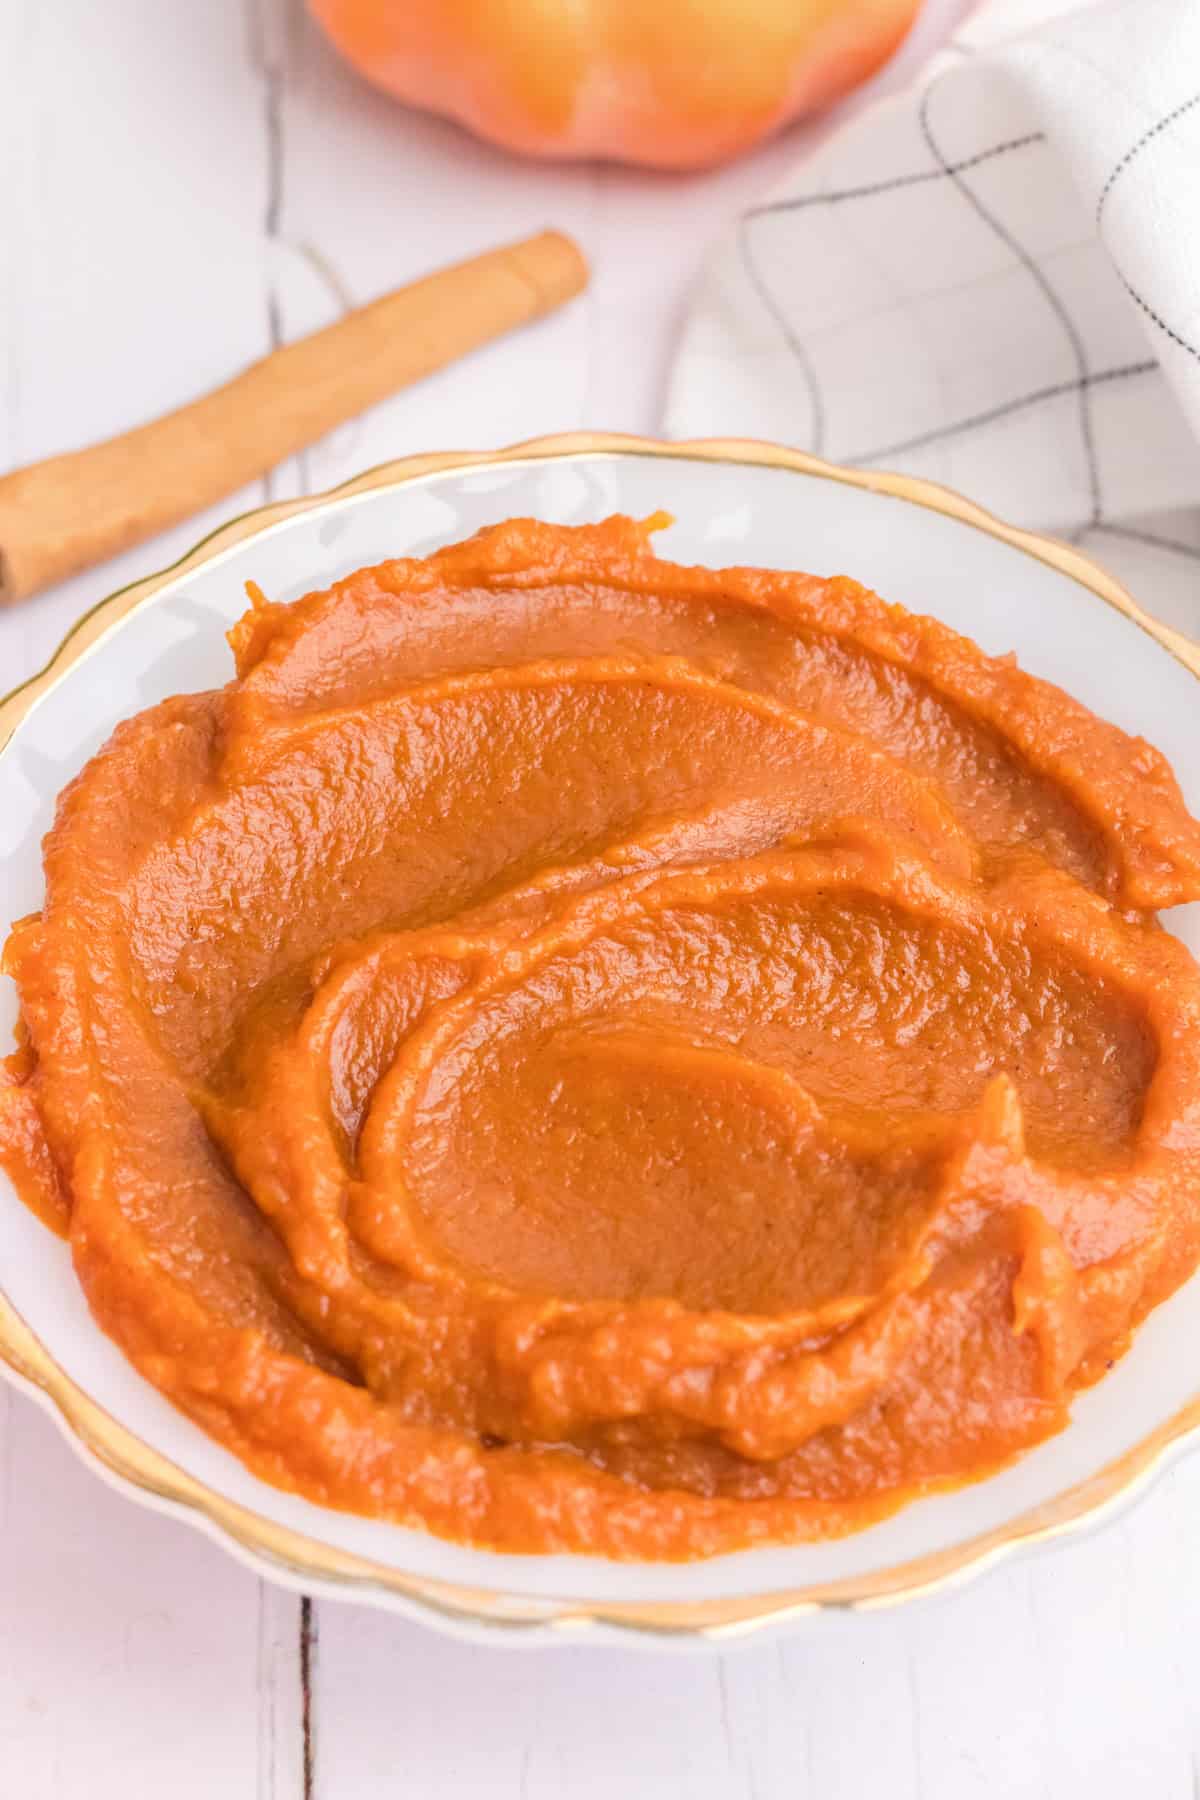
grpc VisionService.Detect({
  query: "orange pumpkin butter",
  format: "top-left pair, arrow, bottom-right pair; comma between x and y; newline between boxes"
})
4,515 -> 1200,1560
308,0 -> 923,169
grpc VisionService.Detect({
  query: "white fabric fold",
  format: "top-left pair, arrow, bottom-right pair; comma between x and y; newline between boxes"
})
666,0 -> 1200,631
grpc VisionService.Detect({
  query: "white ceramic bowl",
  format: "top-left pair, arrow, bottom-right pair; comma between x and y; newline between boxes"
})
2,434 -> 1199,1649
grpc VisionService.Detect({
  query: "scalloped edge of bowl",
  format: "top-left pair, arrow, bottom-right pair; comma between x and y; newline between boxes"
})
2,430 -> 1200,1647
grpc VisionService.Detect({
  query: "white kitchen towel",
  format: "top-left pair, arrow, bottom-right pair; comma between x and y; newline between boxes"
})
665,0 -> 1200,631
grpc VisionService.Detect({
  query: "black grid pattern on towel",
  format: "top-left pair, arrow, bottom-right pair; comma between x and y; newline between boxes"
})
745,131 -> 1044,222
1093,522 -> 1200,565
1096,90 -> 1200,365
737,68 -> 1200,544
916,82 -> 1103,527
737,213 -> 829,456
738,94 -> 1083,472
846,361 -> 1155,467
738,106 -> 1046,460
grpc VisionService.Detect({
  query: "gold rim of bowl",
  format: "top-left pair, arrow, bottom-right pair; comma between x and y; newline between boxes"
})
2,431 -> 1199,1642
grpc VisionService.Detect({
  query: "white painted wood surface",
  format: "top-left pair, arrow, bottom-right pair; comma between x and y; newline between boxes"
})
3,2 -> 1200,1793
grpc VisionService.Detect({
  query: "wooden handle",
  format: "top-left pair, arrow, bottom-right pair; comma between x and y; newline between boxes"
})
0,229 -> 588,606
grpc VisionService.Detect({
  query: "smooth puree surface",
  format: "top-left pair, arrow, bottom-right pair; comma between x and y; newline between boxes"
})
4,514 -> 1200,1559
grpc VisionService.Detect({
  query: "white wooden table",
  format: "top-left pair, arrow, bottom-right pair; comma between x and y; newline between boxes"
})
4,3 -> 1200,1794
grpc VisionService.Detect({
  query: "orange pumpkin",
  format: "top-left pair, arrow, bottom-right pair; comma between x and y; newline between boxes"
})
308,0 -> 922,170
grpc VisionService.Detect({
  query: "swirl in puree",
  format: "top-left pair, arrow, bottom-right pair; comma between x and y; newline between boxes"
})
4,515 -> 1200,1558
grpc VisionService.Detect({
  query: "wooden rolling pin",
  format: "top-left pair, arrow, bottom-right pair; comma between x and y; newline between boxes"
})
0,229 -> 588,606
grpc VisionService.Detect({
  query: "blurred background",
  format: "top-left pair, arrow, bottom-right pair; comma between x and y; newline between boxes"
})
1,0 -> 966,676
